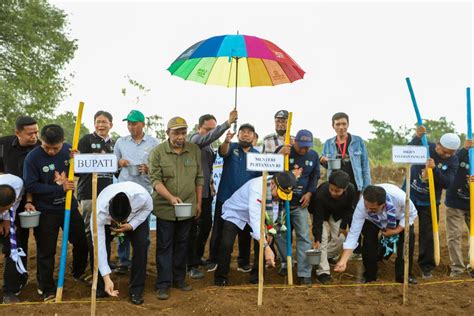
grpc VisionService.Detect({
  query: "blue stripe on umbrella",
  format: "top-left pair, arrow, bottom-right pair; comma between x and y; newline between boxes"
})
216,35 -> 247,58
191,35 -> 227,58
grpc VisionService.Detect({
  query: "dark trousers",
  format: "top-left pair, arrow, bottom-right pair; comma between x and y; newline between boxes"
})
416,204 -> 439,273
13,214 -> 30,288
97,220 -> 149,295
34,209 -> 88,295
188,197 -> 213,267
155,217 -> 193,290
361,220 -> 415,281
0,222 -> 25,294
209,201 -> 251,267
215,220 -> 256,284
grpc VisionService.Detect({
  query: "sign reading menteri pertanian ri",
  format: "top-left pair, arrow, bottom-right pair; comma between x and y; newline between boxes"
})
247,153 -> 285,172
74,154 -> 118,173
392,145 -> 428,164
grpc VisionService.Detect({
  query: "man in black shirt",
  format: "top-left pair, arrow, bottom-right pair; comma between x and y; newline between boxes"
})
76,111 -> 115,281
0,116 -> 40,294
310,170 -> 355,284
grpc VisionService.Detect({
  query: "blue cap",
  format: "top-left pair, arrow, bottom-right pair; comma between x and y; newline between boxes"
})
295,129 -> 313,147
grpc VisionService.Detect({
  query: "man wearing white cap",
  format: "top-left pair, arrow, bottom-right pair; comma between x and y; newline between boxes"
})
405,126 -> 460,279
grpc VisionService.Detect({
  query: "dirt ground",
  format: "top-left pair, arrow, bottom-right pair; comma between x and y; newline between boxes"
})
1,177 -> 474,314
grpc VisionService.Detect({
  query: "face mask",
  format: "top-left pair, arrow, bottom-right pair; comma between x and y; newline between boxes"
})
276,129 -> 286,136
239,140 -> 252,148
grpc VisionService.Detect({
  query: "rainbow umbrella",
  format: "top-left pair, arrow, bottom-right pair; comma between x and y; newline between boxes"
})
167,34 -> 305,117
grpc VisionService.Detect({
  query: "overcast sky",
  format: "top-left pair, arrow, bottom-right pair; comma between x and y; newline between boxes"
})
52,1 -> 472,142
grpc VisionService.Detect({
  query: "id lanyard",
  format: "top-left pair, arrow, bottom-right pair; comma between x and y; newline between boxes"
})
336,137 -> 348,159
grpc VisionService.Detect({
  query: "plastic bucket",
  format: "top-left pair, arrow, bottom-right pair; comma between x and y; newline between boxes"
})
127,164 -> 140,176
306,249 -> 322,266
328,158 -> 341,170
175,203 -> 193,217
19,211 -> 41,228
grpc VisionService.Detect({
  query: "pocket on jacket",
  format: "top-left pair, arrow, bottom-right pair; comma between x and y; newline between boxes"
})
161,165 -> 175,178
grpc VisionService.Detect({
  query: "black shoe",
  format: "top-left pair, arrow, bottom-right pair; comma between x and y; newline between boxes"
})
130,293 -> 144,305
173,282 -> 193,291
327,257 -> 338,265
317,273 -> 332,285
114,265 -> 129,275
214,279 -> 227,286
237,264 -> 252,273
421,270 -> 433,279
156,288 -> 169,300
396,276 -> 418,285
206,262 -> 218,272
278,266 -> 287,277
2,294 -> 20,304
299,277 -> 312,286
188,267 -> 204,279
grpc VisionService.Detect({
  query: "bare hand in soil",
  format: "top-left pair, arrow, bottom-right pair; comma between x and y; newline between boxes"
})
104,275 -> 119,297
334,260 -> 347,272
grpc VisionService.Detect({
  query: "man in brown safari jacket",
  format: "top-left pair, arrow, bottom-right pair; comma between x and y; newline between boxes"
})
149,116 -> 203,300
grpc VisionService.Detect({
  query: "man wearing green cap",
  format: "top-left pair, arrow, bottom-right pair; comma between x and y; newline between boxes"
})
149,116 -> 203,300
113,109 -> 159,272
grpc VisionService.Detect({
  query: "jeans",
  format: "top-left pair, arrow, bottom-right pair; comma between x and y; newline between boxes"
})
275,206 -> 312,278
155,218 -> 193,290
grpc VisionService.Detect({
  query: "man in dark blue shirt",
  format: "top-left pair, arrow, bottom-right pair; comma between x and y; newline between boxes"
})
275,129 -> 320,285
444,140 -> 474,277
405,126 -> 459,279
207,123 -> 260,272
23,124 -> 88,301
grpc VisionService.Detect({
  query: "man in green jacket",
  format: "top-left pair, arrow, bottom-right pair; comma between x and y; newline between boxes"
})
149,117 -> 204,300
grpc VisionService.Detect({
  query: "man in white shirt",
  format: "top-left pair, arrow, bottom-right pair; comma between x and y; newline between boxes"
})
334,184 -> 418,284
0,174 -> 25,303
214,172 -> 297,286
93,181 -> 152,305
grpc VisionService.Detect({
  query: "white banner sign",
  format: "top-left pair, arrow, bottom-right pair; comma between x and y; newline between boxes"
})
392,145 -> 428,164
74,154 -> 118,173
247,153 -> 285,172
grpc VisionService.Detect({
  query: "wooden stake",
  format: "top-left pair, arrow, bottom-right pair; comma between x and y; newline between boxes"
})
91,173 -> 99,316
258,171 -> 268,306
403,165 -> 411,305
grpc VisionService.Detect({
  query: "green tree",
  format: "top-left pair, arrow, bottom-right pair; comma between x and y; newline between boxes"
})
0,0 -> 77,135
422,117 -> 456,142
43,111 -> 89,144
145,114 -> 167,142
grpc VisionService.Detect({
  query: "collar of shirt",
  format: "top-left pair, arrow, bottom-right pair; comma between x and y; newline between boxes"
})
126,134 -> 150,145
164,140 -> 190,154
11,136 -> 40,149
93,132 -> 111,143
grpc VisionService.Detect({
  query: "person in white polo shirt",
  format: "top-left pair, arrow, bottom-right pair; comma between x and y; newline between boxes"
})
94,181 -> 152,305
334,184 -> 418,284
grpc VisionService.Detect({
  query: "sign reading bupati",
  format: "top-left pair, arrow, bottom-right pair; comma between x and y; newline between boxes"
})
247,153 -> 285,172
74,154 -> 118,173
392,145 -> 428,164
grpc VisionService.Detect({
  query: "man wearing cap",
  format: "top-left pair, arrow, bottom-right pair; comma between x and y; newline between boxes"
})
94,181 -> 152,305
149,117 -> 203,300
444,140 -> 474,278
187,110 -> 237,279
0,116 -> 40,294
404,126 -> 459,279
207,123 -> 261,273
334,184 -> 418,284
214,172 -> 297,286
114,109 -> 159,272
262,110 -> 293,154
0,174 -> 25,303
276,129 -> 320,285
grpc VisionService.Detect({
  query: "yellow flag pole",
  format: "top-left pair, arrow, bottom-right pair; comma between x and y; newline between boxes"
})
56,101 -> 84,302
284,112 -> 293,285
91,173 -> 98,316
257,171 -> 268,306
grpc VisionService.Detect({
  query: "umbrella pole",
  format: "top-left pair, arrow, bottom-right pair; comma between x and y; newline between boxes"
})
466,87 -> 474,269
233,57 -> 239,133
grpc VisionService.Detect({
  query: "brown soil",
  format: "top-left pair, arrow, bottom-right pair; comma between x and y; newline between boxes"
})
2,168 -> 473,315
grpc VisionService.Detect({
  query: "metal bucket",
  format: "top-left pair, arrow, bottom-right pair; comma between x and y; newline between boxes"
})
127,164 -> 140,176
306,249 -> 322,266
328,158 -> 341,170
19,211 -> 41,228
175,203 -> 193,217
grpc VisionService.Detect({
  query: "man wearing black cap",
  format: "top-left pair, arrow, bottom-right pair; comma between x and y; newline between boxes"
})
207,123 -> 261,273
214,172 -> 297,286
0,116 -> 41,295
94,181 -> 152,305
262,110 -> 292,154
